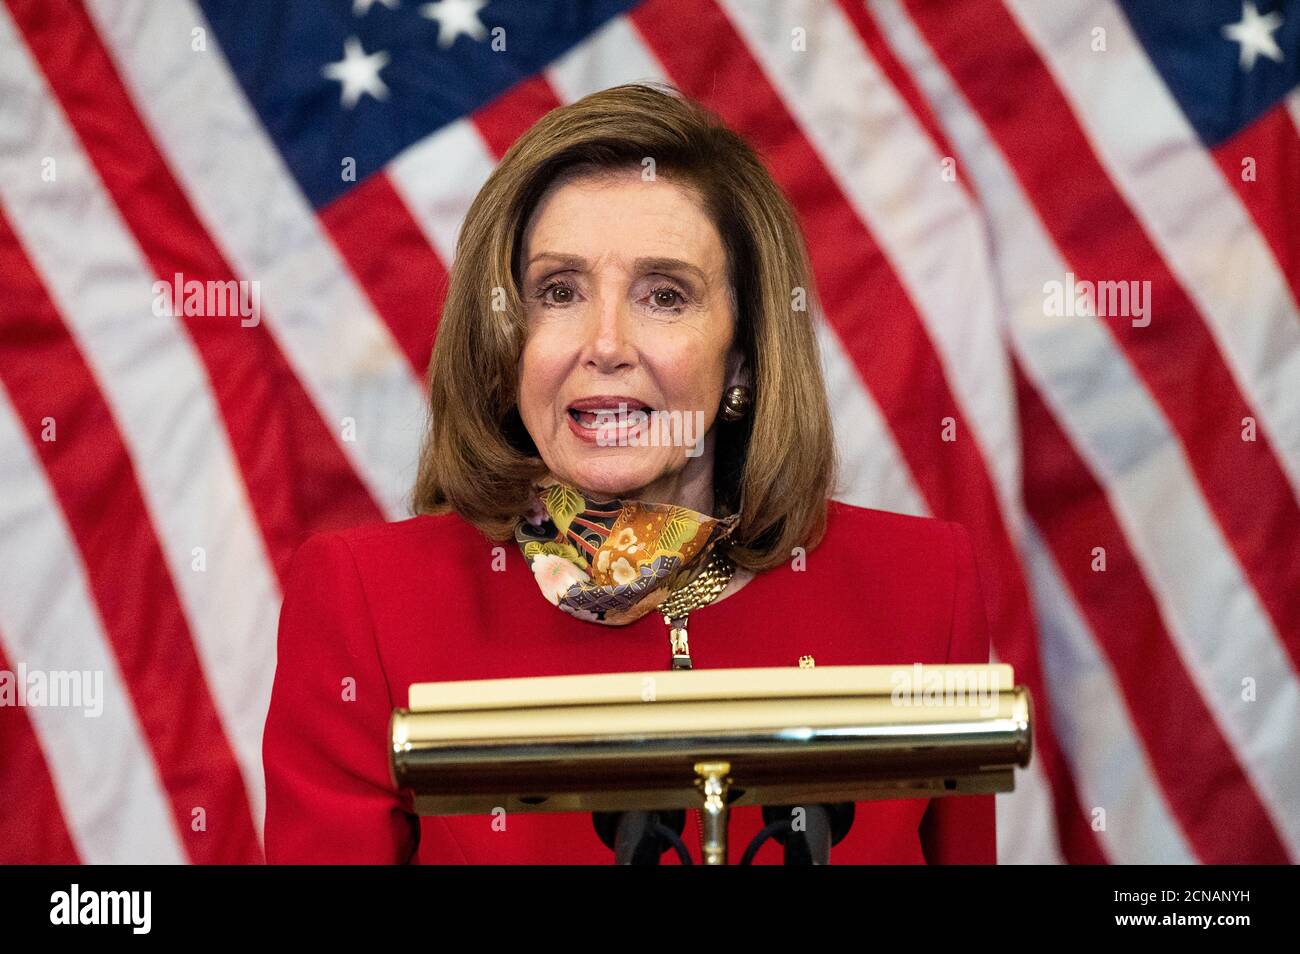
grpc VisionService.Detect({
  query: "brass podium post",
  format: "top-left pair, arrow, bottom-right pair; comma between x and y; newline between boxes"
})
694,761 -> 732,865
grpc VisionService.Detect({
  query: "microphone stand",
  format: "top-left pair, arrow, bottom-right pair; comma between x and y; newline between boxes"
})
593,810 -> 692,865
743,803 -> 856,865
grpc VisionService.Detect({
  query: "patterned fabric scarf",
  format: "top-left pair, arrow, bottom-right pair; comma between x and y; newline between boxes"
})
514,476 -> 741,625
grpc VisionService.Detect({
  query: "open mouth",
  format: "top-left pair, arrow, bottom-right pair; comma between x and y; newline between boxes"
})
566,398 -> 654,430
567,405 -> 653,428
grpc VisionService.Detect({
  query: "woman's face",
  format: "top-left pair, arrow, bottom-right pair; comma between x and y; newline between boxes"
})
517,166 -> 742,503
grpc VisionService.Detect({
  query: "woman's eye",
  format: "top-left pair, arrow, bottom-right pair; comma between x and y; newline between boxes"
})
647,286 -> 686,311
538,281 -> 575,306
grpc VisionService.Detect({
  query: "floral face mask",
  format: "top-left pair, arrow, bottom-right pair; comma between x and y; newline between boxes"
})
514,476 -> 740,625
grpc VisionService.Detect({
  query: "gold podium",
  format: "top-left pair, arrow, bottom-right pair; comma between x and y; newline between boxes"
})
389,664 -> 1031,864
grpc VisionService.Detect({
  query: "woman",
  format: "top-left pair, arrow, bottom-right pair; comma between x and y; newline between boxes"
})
262,83 -> 994,864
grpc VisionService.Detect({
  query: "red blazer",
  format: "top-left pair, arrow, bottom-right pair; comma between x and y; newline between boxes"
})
262,499 -> 996,864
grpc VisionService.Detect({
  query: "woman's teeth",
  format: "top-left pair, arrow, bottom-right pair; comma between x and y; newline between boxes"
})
568,408 -> 650,427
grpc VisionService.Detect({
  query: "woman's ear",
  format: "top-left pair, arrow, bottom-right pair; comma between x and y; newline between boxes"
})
724,345 -> 749,391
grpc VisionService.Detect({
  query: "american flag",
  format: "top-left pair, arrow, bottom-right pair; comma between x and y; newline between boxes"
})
0,0 -> 1297,865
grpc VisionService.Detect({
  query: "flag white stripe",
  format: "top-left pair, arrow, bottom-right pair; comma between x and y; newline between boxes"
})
0,385 -> 186,864
1287,89 -> 1300,137
817,323 -> 928,518
872,0 -> 1300,858
389,119 -> 496,265
1006,0 -> 1300,500
716,0 -> 1025,545
991,731 -> 1070,863
84,0 -> 428,520
0,4 -> 276,836
545,15 -> 668,102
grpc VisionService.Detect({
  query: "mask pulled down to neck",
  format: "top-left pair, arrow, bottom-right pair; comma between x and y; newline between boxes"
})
513,475 -> 740,625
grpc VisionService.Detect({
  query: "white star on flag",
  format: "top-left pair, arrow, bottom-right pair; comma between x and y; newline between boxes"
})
421,0 -> 489,49
321,36 -> 391,109
1221,0 -> 1285,71
352,0 -> 399,15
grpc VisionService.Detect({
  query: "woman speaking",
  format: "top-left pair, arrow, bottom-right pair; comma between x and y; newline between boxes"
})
262,83 -> 994,864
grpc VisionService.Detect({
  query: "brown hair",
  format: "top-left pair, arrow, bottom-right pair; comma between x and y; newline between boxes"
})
410,82 -> 836,572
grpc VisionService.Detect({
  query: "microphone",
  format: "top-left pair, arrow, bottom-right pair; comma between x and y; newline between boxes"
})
742,803 -> 856,865
592,810 -> 692,865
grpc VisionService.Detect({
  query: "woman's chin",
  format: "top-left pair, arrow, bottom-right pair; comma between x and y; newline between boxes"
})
557,457 -> 664,499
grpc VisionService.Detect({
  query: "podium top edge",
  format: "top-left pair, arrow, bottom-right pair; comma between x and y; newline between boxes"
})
405,663 -> 1017,713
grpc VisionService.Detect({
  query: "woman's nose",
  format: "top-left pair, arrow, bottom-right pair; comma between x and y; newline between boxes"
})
582,294 -> 636,371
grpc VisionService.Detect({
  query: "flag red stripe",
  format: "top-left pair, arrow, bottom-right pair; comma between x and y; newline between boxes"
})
906,0 -> 1300,672
1013,356 -> 1291,863
0,639 -> 82,864
474,73 -> 565,159
8,0 -> 385,583
631,0 -> 1106,862
833,0 -> 973,202
1212,102 -> 1300,312
319,171 -> 448,378
0,208 -> 262,863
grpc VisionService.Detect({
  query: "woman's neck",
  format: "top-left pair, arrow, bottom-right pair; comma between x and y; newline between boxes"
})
628,464 -> 715,515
